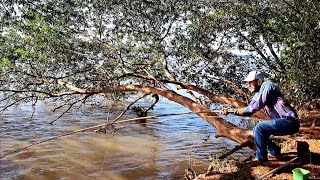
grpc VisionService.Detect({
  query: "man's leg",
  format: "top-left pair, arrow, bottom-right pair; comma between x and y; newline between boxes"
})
253,117 -> 299,161
253,121 -> 270,161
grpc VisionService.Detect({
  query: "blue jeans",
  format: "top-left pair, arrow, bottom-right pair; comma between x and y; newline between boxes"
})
253,116 -> 300,161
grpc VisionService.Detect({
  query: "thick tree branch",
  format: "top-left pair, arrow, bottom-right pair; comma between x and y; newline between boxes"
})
154,79 -> 270,120
159,59 -> 265,118
56,80 -> 255,147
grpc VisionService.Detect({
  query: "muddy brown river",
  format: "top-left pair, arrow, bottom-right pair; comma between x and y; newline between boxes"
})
0,98 -> 255,179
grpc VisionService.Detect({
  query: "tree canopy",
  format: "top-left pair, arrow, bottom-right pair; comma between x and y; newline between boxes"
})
1,0 -> 319,113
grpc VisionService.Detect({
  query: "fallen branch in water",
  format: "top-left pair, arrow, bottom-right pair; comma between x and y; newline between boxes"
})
112,93 -> 151,123
96,93 -> 151,133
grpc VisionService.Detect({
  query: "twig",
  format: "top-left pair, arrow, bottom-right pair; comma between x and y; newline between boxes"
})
218,141 -> 251,159
111,93 -> 151,123
257,156 -> 299,180
205,142 -> 251,174
187,90 -> 206,106
74,95 -> 92,116
145,94 -> 159,112
185,150 -> 197,180
0,89 -> 77,97
52,101 -> 71,114
165,142 -> 217,151
49,101 -> 79,124
0,96 -> 31,114
96,93 -> 150,133
49,95 -> 91,124
0,92 -> 19,102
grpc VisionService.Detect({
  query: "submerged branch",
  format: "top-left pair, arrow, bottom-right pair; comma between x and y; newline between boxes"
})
111,93 -> 151,123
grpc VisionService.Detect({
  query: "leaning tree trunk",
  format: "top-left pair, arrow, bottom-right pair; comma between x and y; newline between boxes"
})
160,58 -> 270,120
59,80 -> 257,149
176,83 -> 271,120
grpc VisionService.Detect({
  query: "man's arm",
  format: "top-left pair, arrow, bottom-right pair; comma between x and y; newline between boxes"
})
234,107 -> 251,116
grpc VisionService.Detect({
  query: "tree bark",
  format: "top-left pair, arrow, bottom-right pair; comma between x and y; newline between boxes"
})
174,83 -> 271,120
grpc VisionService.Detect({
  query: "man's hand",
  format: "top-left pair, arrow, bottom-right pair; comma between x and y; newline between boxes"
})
235,108 -> 246,116
220,107 -> 231,115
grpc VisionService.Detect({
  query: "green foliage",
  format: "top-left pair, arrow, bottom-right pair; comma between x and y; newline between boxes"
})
0,0 -> 319,108
0,59 -> 11,68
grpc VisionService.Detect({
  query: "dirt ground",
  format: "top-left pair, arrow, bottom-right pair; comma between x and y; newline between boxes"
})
189,108 -> 320,180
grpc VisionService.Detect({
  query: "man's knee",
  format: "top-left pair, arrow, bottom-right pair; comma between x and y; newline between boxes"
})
253,123 -> 263,135
253,126 -> 258,135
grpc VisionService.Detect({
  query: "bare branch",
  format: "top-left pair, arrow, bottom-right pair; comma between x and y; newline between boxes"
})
218,77 -> 249,105
0,96 -> 31,114
218,141 -> 252,159
145,94 -> 159,112
49,95 -> 91,124
52,98 -> 75,113
186,90 -> 207,106
0,92 -> 19,102
110,93 -> 151,124
266,42 -> 282,69
239,32 -> 279,72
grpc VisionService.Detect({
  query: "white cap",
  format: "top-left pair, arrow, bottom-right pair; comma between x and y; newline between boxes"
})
243,70 -> 264,82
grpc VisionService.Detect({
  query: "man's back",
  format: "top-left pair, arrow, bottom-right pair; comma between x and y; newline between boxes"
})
248,82 -> 298,119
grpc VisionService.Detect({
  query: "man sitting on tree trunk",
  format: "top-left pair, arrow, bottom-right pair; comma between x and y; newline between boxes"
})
221,70 -> 300,161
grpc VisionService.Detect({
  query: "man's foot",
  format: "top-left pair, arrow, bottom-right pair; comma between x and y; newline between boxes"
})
251,157 -> 267,166
268,153 -> 281,157
268,141 -> 281,157
268,153 -> 284,161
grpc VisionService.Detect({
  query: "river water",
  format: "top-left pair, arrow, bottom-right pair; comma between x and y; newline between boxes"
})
0,97 -> 256,179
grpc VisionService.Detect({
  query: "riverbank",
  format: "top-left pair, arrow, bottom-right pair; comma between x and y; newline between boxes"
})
190,109 -> 320,180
